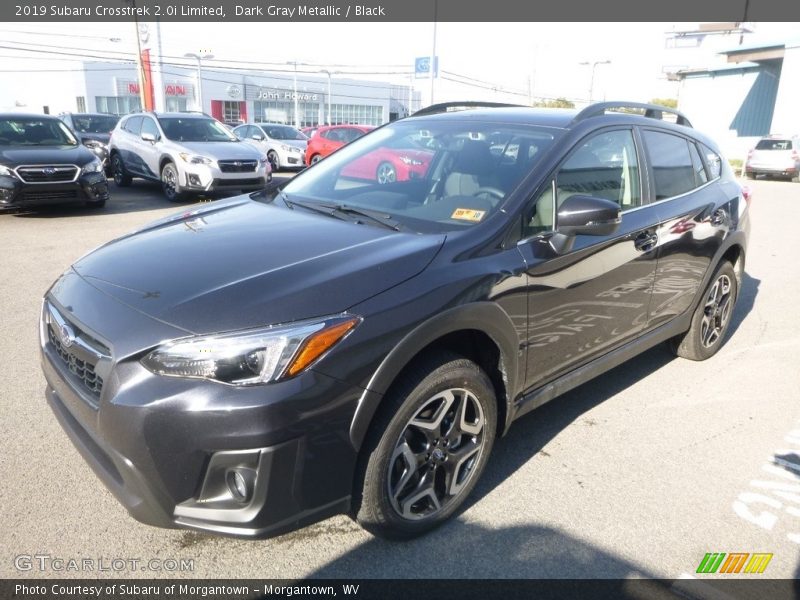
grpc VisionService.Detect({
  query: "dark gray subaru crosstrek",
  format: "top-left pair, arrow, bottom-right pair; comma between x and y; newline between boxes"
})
41,102 -> 750,539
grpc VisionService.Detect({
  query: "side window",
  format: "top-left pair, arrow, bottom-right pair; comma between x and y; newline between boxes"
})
523,129 -> 641,237
688,142 -> 708,186
700,143 -> 722,180
643,130 -> 696,200
140,117 -> 159,140
123,116 -> 142,135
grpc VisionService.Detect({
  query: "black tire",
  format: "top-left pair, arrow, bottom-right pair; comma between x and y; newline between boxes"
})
267,150 -> 280,172
111,154 -> 132,187
84,199 -> 106,209
160,162 -> 188,202
376,161 -> 397,184
353,353 -> 497,539
745,172 -> 756,180
668,261 -> 738,361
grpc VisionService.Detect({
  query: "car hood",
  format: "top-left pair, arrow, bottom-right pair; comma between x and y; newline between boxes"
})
176,141 -> 264,159
78,133 -> 111,144
277,139 -> 307,150
73,196 -> 445,334
0,144 -> 93,165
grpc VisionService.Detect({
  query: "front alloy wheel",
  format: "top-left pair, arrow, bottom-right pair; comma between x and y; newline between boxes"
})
388,388 -> 486,520
376,162 -> 397,184
354,353 -> 496,539
161,163 -> 186,202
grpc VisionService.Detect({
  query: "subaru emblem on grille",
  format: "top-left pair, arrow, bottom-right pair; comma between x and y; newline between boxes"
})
43,167 -> 57,177
59,323 -> 76,348
234,161 -> 242,167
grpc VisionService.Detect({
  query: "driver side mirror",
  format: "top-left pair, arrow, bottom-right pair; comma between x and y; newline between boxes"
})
141,132 -> 158,143
251,134 -> 265,141
556,194 -> 621,237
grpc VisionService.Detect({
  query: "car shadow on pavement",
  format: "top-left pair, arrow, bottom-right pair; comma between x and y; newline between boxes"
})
726,271 -> 760,341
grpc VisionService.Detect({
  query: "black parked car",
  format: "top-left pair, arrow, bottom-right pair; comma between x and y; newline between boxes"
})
59,112 -> 120,176
40,102 -> 749,539
0,114 -> 109,209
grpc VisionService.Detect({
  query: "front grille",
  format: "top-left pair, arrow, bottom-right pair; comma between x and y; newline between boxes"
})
21,190 -> 79,202
48,326 -> 104,396
213,177 -> 263,187
218,160 -> 258,173
16,165 -> 79,183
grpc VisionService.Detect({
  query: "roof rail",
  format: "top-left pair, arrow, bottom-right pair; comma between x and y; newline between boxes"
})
572,101 -> 693,128
412,101 -> 524,118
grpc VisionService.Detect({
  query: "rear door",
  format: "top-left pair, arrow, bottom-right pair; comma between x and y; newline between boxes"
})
517,127 -> 660,390
643,130 -> 733,326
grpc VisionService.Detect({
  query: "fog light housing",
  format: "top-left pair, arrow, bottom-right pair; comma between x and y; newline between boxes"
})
188,174 -> 202,187
226,468 -> 254,503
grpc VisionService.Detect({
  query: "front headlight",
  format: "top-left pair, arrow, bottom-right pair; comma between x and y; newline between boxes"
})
83,140 -> 106,150
281,144 -> 298,152
141,315 -> 360,386
0,164 -> 15,177
81,158 -> 104,174
179,153 -> 214,165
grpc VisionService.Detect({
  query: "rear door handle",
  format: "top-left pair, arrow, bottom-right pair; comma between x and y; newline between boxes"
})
634,231 -> 658,252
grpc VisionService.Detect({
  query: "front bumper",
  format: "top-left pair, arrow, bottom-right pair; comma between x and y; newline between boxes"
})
40,290 -> 362,538
179,161 -> 271,193
0,172 -> 109,208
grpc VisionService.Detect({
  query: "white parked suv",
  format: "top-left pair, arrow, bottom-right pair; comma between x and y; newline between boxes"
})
108,112 -> 271,201
233,122 -> 308,171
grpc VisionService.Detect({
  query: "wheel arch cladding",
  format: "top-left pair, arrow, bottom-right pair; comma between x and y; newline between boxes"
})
348,302 -> 521,451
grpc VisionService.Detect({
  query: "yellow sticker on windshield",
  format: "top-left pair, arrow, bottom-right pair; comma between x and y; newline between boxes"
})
451,208 -> 486,222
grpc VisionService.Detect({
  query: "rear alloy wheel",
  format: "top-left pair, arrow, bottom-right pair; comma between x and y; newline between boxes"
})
376,161 -> 397,184
354,354 -> 496,539
310,154 -> 322,165
161,162 -> 188,202
111,154 -> 132,187
267,150 -> 280,173
669,261 -> 738,361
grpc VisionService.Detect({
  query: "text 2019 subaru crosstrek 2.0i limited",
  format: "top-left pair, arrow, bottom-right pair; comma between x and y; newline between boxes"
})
41,102 -> 750,539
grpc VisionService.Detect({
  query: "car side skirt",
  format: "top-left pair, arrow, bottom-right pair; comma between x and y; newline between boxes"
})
513,311 -> 692,421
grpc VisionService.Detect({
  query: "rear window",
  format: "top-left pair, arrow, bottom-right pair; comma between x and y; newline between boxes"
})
755,139 -> 792,151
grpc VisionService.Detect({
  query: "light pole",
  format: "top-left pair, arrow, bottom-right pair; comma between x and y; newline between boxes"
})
286,61 -> 304,128
184,52 -> 214,112
319,69 -> 339,125
579,60 -> 611,103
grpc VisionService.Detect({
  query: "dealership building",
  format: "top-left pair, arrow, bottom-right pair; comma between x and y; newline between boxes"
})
71,62 -> 419,127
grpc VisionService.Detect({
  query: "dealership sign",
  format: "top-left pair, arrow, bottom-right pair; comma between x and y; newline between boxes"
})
255,88 -> 319,102
116,79 -> 193,98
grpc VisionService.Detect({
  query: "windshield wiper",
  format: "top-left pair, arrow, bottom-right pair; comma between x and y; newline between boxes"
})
281,196 -> 403,231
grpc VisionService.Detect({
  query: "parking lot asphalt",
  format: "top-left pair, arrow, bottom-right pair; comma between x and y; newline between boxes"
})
1,176 -> 799,581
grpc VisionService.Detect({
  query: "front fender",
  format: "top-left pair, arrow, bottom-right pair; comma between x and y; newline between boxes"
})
348,301 -> 523,450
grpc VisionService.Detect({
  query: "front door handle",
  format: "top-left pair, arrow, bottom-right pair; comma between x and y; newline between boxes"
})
634,231 -> 658,253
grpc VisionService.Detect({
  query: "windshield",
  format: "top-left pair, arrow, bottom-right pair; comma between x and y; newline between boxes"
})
261,125 -> 307,141
159,117 -> 237,142
281,119 -> 560,233
0,117 -> 78,146
71,115 -> 119,134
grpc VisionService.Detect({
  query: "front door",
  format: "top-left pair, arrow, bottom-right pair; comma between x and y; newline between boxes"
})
517,127 -> 659,391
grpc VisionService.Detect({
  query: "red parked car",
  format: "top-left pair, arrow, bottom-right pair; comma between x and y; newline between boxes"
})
305,124 -> 374,165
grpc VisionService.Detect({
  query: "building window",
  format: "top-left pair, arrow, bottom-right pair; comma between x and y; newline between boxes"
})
76,96 -> 86,112
223,101 -> 243,125
95,96 -> 141,115
330,104 -> 383,126
165,97 -> 188,112
253,100 -> 320,127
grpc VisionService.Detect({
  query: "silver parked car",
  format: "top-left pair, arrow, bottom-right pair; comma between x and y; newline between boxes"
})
109,112 -> 271,201
234,123 -> 308,171
745,135 -> 800,182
